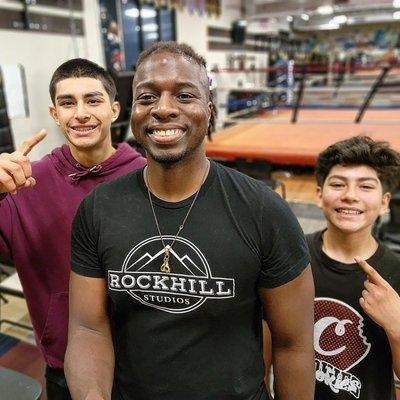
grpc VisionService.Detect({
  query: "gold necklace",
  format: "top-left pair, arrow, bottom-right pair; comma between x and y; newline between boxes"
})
145,161 -> 210,273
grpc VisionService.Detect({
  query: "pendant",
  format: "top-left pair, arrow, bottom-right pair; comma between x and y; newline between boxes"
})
161,245 -> 171,273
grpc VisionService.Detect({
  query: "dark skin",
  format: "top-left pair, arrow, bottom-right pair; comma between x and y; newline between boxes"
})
260,267 -> 315,400
65,51 -> 315,400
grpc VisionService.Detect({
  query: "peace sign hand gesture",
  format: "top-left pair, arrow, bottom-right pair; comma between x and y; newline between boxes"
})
0,129 -> 47,194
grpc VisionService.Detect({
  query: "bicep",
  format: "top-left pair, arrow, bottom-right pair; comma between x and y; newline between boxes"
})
69,271 -> 109,332
259,265 -> 315,345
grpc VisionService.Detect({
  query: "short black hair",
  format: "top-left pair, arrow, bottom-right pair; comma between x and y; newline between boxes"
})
135,41 -> 217,139
315,135 -> 400,193
49,58 -> 116,104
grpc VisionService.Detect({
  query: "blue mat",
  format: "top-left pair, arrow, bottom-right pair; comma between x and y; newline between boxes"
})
0,332 -> 19,357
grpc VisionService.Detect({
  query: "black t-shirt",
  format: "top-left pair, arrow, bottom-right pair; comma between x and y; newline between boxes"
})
71,161 -> 309,400
307,230 -> 400,400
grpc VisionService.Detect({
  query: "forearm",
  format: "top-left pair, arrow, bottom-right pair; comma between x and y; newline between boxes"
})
386,327 -> 400,378
65,327 -> 115,400
273,344 -> 315,400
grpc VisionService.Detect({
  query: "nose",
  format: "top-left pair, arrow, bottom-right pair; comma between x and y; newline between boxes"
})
150,93 -> 179,120
74,101 -> 90,121
341,184 -> 359,202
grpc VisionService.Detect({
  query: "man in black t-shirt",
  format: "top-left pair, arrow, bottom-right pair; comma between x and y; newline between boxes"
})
309,136 -> 400,400
65,42 -> 315,400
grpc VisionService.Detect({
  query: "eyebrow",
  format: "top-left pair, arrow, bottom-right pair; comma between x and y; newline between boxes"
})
135,81 -> 201,92
327,175 -> 379,183
56,91 -> 105,101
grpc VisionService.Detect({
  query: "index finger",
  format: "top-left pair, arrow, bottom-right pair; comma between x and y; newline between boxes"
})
17,129 -> 47,156
355,256 -> 384,284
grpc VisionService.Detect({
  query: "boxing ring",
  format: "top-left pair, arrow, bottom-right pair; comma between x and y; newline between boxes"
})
205,122 -> 400,166
207,63 -> 400,166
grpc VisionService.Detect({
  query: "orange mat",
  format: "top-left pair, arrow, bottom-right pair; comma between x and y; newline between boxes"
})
206,123 -> 400,166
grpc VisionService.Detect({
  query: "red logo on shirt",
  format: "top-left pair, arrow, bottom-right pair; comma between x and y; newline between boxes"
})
314,297 -> 370,371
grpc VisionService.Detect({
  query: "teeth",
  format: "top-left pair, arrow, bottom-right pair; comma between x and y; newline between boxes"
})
152,129 -> 182,136
73,126 -> 95,132
337,209 -> 362,215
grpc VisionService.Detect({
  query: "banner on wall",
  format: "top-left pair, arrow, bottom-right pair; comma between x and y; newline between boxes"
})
1,65 -> 29,119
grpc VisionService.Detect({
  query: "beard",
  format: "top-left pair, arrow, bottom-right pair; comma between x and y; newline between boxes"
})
138,133 -> 206,166
147,148 -> 189,165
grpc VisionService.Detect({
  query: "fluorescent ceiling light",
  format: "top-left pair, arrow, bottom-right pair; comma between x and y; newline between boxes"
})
317,5 -> 333,15
393,0 -> 400,8
332,15 -> 347,24
145,33 -> 158,40
125,7 -> 158,19
141,8 -> 157,19
394,10 -> 400,18
142,23 -> 158,31
125,8 -> 139,18
301,13 -> 309,20
319,22 -> 340,30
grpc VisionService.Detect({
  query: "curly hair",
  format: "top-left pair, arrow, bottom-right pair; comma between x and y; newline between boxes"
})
134,41 -> 217,139
315,135 -> 400,193
49,58 -> 116,104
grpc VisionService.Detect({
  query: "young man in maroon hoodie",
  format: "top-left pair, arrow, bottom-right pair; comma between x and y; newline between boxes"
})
0,58 -> 146,399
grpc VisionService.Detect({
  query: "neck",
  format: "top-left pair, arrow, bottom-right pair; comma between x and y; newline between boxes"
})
69,141 -> 116,168
146,153 -> 209,202
322,224 -> 378,264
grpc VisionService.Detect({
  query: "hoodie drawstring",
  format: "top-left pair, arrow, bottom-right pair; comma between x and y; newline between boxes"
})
68,164 -> 103,182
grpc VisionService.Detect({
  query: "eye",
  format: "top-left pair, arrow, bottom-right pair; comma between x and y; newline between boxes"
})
329,182 -> 344,188
60,101 -> 74,107
177,93 -> 195,101
360,185 -> 375,190
136,93 -> 157,103
88,98 -> 102,105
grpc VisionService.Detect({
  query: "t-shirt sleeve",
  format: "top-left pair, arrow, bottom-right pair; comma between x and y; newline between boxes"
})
258,191 -> 310,288
71,191 -> 104,278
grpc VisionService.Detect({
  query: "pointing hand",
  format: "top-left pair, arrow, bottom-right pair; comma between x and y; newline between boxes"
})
355,256 -> 400,336
0,129 -> 47,194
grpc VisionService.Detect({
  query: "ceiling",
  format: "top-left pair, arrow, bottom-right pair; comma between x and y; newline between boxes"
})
241,0 -> 400,31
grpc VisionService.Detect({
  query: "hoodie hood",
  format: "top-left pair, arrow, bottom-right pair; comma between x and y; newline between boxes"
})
49,143 -> 146,183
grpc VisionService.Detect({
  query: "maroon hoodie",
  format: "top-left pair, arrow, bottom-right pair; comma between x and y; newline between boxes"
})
0,143 -> 146,368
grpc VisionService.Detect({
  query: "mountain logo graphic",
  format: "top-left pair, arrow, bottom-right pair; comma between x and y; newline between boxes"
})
108,236 -> 235,314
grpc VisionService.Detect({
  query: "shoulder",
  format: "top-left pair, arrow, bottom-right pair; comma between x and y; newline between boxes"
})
305,231 -> 324,269
377,243 -> 400,290
214,161 -> 284,209
306,231 -> 321,247
112,143 -> 147,171
91,169 -> 140,198
31,151 -> 58,175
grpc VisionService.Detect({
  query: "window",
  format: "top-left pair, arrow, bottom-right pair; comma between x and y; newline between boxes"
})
99,0 -> 176,72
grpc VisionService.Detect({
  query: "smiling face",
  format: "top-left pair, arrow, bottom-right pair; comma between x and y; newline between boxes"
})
49,77 -> 120,154
131,51 -> 211,165
317,164 -> 390,235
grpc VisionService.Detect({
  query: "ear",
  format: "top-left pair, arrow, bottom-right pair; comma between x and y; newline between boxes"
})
49,105 -> 60,125
316,186 -> 323,209
379,191 -> 391,216
111,101 -> 121,122
207,100 -> 213,125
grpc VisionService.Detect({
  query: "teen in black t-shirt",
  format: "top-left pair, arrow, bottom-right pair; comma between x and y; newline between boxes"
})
308,230 -> 400,399
310,136 -> 400,400
263,136 -> 400,399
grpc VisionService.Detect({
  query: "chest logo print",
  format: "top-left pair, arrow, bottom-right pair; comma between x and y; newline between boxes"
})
314,297 -> 371,398
108,236 -> 235,314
